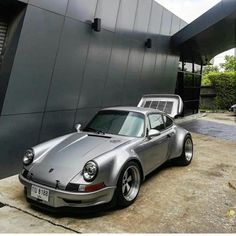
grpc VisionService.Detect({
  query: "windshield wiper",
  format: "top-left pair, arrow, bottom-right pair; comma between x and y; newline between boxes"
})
85,127 -> 106,135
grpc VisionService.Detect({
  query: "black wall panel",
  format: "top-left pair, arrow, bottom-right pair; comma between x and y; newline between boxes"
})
179,19 -> 188,30
0,113 -> 42,179
133,0 -> 152,35
148,2 -> 163,34
2,5 -> 64,115
95,0 -> 120,32
46,18 -> 90,111
39,110 -> 75,142
154,36 -> 169,79
102,79 -> 124,107
29,0 -> 68,15
0,0 -> 184,178
116,0 -> 138,35
75,108 -> 100,128
102,35 -> 130,107
160,8 -> 172,36
78,30 -> 113,108
105,35 -> 130,83
126,40 -> 145,81
122,79 -> 142,106
141,41 -> 157,81
163,54 -> 179,91
0,5 -> 26,116
171,14 -> 181,35
66,0 -> 97,23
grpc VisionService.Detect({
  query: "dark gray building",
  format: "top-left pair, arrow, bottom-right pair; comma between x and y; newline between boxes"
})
0,0 -> 235,179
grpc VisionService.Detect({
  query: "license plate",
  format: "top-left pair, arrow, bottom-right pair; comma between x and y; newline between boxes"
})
31,185 -> 49,202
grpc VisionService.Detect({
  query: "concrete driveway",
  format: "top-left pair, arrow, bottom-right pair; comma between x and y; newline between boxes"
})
0,113 -> 236,233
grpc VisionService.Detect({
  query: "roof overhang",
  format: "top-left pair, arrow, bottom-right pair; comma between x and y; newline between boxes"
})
171,0 -> 236,65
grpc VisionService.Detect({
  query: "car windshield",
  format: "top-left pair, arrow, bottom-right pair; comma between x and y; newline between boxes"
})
84,110 -> 145,138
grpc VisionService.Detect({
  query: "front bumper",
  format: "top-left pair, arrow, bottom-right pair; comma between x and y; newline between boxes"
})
19,174 -> 116,208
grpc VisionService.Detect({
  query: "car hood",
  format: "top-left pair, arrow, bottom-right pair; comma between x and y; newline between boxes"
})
29,132 -> 131,189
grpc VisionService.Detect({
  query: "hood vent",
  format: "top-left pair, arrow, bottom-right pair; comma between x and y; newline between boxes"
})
88,134 -> 111,139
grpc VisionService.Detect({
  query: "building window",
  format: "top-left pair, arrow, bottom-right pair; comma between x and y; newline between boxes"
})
175,61 -> 203,115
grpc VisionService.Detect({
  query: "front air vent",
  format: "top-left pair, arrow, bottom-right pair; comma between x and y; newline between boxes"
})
65,183 -> 79,192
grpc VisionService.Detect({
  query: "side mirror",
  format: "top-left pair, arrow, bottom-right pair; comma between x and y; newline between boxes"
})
75,124 -> 82,132
148,129 -> 161,138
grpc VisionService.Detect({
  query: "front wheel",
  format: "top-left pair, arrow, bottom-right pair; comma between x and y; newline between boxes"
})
174,135 -> 193,166
116,161 -> 141,208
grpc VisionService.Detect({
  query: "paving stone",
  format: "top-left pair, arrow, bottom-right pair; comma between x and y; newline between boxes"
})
180,119 -> 236,141
0,206 -> 74,233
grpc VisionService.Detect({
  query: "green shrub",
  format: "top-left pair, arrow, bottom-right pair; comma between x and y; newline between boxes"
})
207,72 -> 236,109
201,75 -> 212,86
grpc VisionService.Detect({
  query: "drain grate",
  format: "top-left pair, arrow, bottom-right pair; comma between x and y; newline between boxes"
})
0,202 -> 5,208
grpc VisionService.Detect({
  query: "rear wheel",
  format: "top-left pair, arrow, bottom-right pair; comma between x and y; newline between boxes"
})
116,161 -> 141,208
174,135 -> 193,166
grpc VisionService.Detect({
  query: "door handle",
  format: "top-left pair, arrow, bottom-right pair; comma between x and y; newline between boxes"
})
167,132 -> 175,138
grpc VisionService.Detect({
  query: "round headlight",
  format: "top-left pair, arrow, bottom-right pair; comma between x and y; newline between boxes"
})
23,149 -> 34,166
83,161 -> 98,182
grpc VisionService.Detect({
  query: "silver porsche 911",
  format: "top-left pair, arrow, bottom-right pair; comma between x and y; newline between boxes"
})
19,95 -> 193,210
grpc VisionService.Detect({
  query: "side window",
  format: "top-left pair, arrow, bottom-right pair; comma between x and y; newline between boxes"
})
163,115 -> 173,129
148,114 -> 165,131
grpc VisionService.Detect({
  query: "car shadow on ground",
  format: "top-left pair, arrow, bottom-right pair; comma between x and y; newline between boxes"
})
28,160 -> 178,219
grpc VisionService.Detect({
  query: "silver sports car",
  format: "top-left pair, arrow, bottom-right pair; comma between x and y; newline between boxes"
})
19,95 -> 193,209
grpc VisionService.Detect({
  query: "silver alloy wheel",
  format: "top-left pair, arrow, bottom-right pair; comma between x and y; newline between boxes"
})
185,138 -> 193,161
122,165 -> 141,202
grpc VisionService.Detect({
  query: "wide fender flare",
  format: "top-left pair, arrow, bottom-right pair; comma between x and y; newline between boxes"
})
95,149 -> 144,187
110,150 -> 145,185
170,127 -> 191,159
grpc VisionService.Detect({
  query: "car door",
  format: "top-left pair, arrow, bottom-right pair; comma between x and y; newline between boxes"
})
135,113 -> 170,174
162,115 -> 177,158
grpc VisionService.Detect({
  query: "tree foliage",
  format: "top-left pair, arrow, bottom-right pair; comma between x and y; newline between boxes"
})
201,55 -> 236,110
202,65 -> 219,86
205,72 -> 236,109
220,55 -> 236,71
203,65 -> 219,75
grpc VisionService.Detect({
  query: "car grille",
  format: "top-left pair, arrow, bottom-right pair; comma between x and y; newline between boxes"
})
65,183 -> 79,192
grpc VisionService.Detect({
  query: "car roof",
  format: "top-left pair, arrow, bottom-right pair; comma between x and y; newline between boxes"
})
101,106 -> 165,115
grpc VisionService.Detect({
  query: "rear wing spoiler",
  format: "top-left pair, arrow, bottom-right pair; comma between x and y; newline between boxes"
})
137,94 -> 184,118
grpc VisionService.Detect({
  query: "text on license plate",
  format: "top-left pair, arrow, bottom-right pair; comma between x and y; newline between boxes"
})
31,185 -> 49,202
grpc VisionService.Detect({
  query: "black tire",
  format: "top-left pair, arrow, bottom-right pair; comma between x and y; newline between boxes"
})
173,134 -> 193,166
115,161 -> 141,208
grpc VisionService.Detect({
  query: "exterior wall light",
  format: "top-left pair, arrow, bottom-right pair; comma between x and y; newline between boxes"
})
92,18 -> 101,32
145,38 -> 152,48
